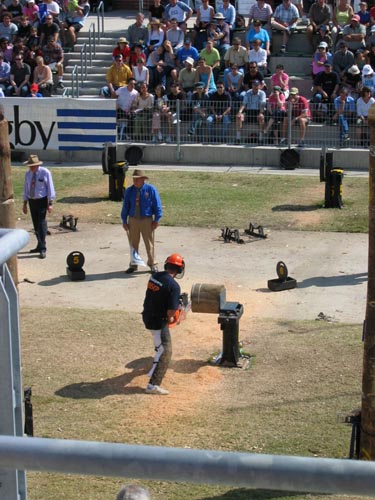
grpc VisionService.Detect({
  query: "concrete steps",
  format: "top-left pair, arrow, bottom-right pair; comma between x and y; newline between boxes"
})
64,32 -> 122,97
63,21 -> 316,98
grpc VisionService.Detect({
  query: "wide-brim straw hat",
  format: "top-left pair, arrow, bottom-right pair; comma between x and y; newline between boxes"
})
23,154 -> 43,167
132,169 -> 149,179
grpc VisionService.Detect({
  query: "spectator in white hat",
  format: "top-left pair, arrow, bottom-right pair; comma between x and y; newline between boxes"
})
362,63 -> 375,92
312,40 -> 332,76
342,63 -> 361,97
178,55 -> 196,99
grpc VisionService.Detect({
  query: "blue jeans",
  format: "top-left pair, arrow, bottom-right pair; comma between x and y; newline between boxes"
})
207,114 -> 230,138
100,84 -> 118,98
339,114 -> 349,139
6,84 -> 29,97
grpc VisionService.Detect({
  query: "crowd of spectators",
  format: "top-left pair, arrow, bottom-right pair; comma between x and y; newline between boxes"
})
0,0 -> 89,97
99,0 -> 375,147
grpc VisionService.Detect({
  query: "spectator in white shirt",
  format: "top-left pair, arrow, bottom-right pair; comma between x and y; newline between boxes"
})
356,85 -> 375,143
248,38 -> 268,75
166,17 -> 184,53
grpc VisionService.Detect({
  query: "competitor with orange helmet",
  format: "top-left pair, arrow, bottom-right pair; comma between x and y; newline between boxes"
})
142,253 -> 185,395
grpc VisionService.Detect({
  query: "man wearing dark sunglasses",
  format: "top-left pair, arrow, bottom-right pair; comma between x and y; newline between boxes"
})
39,15 -> 59,47
6,51 -> 30,95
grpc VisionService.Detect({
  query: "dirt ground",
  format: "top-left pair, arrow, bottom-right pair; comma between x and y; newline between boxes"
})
16,222 -> 369,499
17,222 -> 368,324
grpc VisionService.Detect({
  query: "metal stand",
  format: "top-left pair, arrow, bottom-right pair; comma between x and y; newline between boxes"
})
320,150 -> 343,209
218,302 -> 244,367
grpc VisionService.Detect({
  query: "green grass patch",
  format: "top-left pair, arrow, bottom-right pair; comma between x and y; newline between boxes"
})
21,307 -> 365,500
11,168 -> 369,232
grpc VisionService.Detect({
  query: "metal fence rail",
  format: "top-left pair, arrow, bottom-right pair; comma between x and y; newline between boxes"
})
0,228 -> 29,500
117,100 -> 370,150
2,436 -> 375,497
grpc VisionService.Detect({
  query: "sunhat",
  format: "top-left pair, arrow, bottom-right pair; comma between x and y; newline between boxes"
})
23,154 -> 43,167
348,64 -> 360,75
132,169 -> 149,179
362,64 -> 374,76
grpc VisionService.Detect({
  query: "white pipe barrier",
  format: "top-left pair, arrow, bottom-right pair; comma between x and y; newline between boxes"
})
0,229 -> 29,265
1,436 -> 375,497
0,228 -> 29,500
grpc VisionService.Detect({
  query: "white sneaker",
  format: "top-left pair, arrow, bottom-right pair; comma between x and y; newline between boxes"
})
146,385 -> 169,395
157,131 -> 162,141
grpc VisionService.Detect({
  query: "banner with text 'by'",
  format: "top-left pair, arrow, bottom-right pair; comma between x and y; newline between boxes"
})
2,98 -> 117,151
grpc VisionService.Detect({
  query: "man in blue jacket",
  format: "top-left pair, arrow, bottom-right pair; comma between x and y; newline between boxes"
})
121,169 -> 163,274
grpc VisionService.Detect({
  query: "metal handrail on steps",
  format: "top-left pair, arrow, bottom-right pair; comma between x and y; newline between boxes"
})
68,3 -> 103,96
96,1 -> 104,43
80,43 -> 88,87
88,22 -> 95,62
71,64 -> 79,97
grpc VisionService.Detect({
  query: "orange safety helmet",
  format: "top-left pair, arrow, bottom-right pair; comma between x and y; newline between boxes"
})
164,253 -> 185,274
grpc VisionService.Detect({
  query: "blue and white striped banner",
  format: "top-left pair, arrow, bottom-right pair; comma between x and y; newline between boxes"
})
2,97 -> 117,151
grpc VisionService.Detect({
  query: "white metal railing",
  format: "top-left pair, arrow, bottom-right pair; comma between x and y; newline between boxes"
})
80,43 -> 88,88
96,0 -> 104,44
88,22 -> 96,63
116,100 -> 370,150
71,64 -> 79,98
0,228 -> 29,500
1,436 -> 375,497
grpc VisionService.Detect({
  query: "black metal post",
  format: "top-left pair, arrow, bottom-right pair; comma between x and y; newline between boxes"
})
218,302 -> 244,367
24,387 -> 33,437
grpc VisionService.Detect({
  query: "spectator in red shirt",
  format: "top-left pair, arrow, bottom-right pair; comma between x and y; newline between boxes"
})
279,87 -> 311,148
129,42 -> 146,67
112,36 -> 130,64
